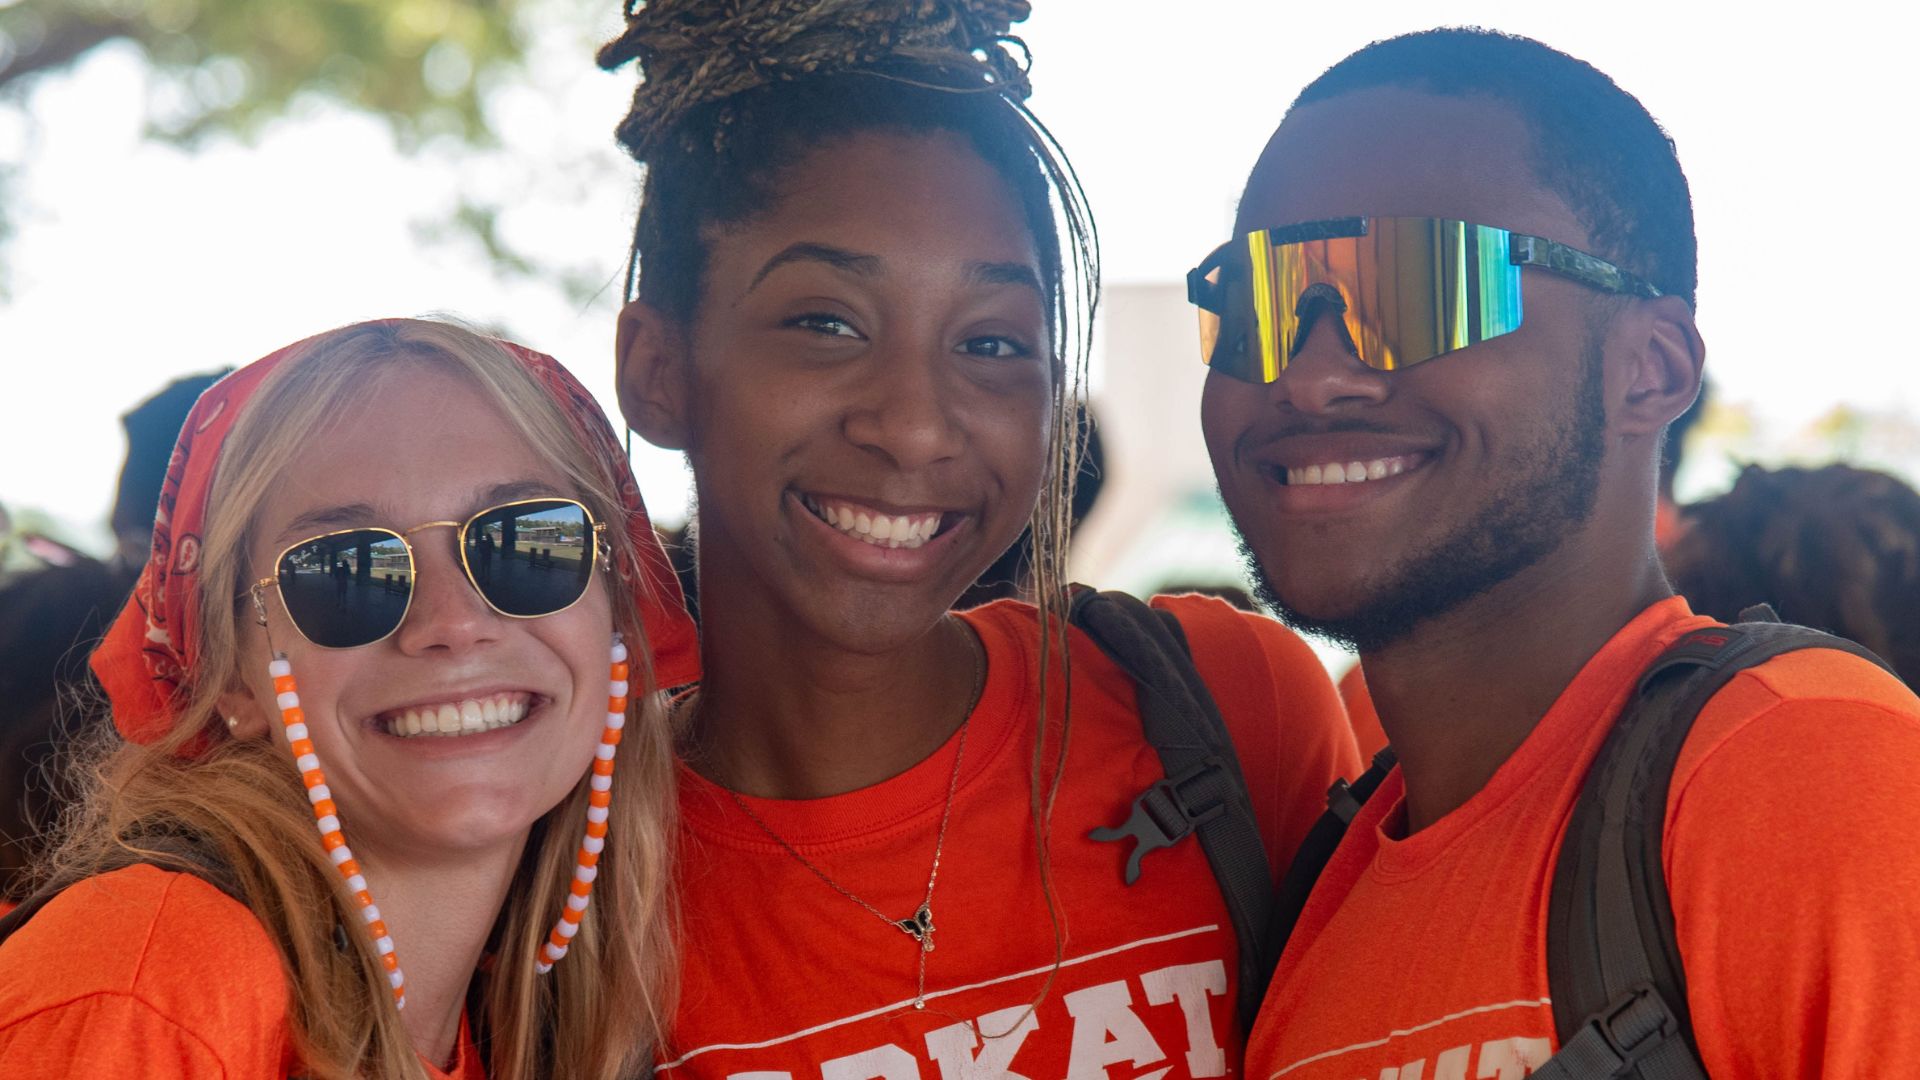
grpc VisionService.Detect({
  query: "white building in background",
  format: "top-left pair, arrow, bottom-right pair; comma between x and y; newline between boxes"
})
1072,282 -> 1254,599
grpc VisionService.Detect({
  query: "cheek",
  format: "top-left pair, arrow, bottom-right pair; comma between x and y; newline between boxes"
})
1200,376 -> 1260,474
968,379 -> 1054,514
558,590 -> 618,693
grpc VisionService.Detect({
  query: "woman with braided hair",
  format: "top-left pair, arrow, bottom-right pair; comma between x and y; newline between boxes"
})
601,2 -> 1359,1075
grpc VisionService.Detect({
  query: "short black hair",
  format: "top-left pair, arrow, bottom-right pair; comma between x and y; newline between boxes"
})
1291,28 -> 1697,308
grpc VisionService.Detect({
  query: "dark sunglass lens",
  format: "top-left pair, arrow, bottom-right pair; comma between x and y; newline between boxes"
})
275,530 -> 412,648
466,501 -> 594,617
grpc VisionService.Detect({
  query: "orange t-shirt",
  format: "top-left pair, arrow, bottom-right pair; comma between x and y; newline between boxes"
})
1247,596 -> 1920,1079
1336,664 -> 1387,763
0,864 -> 484,1078
665,594 -> 1360,1080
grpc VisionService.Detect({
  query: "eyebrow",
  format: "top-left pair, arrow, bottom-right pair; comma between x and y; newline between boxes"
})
966,260 -> 1045,298
273,479 -> 567,544
748,243 -> 882,293
745,242 -> 1045,300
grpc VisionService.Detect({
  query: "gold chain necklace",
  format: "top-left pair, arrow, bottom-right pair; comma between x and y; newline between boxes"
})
712,619 -> 985,1010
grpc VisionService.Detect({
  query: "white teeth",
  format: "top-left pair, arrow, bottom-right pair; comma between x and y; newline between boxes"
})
805,497 -> 943,550
382,693 -> 535,739
1286,455 -> 1420,487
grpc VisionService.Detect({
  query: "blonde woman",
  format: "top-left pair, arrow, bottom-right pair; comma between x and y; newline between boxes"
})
0,320 -> 698,1079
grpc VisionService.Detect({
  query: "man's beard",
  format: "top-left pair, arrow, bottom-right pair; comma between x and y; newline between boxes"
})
1234,338 -> 1609,654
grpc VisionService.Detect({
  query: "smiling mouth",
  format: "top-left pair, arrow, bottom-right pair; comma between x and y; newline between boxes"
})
798,493 -> 956,550
376,691 -> 537,738
1277,453 -> 1428,486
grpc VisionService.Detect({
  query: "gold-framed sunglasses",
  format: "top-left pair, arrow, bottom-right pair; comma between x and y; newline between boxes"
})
251,497 -> 608,649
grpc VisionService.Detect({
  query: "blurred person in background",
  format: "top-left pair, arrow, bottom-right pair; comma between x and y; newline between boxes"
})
602,1 -> 1358,1075
1195,27 -> 1920,1077
0,370 -> 224,901
1667,463 -> 1920,687
0,320 -> 696,1078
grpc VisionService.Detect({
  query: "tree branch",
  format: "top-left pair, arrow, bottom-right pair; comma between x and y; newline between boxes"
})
0,15 -> 138,94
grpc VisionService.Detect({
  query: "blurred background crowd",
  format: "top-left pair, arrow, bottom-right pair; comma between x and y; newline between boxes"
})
3,0 -> 1919,888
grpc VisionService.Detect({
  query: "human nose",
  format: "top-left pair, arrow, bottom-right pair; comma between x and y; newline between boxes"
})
391,532 -> 499,655
842,342 -> 967,470
1268,298 -> 1391,414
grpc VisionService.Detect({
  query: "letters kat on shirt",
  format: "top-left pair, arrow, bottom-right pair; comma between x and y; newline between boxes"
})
665,596 -> 1360,1080
1246,598 -> 1920,1080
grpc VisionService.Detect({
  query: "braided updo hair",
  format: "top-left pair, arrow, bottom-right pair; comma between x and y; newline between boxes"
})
600,0 -> 1098,1022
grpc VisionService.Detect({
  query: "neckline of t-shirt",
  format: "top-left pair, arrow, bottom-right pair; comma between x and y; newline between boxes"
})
1367,595 -> 1710,881
677,602 -> 1036,851
423,1009 -> 481,1080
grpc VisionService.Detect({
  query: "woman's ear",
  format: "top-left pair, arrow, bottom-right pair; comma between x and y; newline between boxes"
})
616,300 -> 695,451
215,685 -> 272,742
1609,294 -> 1706,438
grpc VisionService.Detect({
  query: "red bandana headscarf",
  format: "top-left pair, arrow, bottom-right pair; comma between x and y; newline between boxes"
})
90,322 -> 701,746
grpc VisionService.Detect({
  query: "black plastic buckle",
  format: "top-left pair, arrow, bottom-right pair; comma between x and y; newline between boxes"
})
1326,778 -> 1363,824
1586,984 -> 1684,1069
1089,757 -> 1231,885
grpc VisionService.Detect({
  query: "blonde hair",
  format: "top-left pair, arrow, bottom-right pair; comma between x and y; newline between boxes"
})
36,320 -> 677,1079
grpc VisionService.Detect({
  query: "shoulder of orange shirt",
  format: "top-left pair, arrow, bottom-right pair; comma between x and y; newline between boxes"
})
1140,593 -> 1363,877
0,864 -> 295,1076
0,864 -> 490,1079
1659,647 -> 1920,1075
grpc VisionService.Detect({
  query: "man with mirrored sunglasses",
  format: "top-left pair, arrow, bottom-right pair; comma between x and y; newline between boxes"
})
1193,28 -> 1920,1080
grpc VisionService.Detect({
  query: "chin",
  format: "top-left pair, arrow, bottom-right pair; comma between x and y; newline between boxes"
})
388,801 -> 557,860
809,590 -> 962,656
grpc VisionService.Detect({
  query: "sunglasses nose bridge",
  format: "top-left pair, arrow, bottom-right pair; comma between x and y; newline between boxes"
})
389,537 -> 503,654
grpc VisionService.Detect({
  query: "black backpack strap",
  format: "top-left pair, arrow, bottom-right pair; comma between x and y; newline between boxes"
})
1068,587 -> 1275,1032
1539,606 -> 1896,1079
1266,744 -> 1397,960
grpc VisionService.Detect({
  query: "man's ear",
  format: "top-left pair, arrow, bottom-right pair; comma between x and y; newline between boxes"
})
616,299 -> 694,451
215,684 -> 272,742
1609,294 -> 1705,437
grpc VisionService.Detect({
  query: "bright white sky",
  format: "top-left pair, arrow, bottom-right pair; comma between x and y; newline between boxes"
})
4,0 -> 1916,551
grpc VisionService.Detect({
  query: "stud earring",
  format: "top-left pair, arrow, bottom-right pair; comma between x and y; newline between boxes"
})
267,652 -> 408,1009
537,633 -> 629,974
225,715 -> 240,731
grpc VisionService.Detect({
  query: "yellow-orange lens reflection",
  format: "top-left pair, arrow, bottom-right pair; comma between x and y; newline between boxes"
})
1200,218 -> 1528,383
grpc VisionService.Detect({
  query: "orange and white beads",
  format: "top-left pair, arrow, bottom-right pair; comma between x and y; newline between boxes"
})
269,654 -> 408,1009
537,634 -> 629,974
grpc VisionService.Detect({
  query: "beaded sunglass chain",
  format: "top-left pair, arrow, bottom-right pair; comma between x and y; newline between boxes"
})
253,590 -> 633,1007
